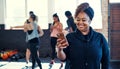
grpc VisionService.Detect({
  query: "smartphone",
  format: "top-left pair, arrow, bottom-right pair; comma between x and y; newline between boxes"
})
57,33 -> 69,48
57,33 -> 65,39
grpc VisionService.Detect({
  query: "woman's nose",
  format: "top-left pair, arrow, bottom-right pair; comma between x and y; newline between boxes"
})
76,20 -> 83,25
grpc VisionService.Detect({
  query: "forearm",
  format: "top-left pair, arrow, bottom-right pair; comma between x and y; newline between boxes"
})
69,27 -> 73,32
38,26 -> 44,37
12,26 -> 24,28
101,52 -> 110,69
39,29 -> 44,37
56,48 -> 66,60
23,28 -> 27,32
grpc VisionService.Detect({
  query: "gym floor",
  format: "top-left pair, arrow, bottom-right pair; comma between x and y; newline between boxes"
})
0,57 -> 120,69
0,57 -> 64,69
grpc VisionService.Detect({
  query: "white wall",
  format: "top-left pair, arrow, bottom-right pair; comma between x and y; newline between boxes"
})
48,0 -> 55,23
110,0 -> 120,3
0,0 -> 5,24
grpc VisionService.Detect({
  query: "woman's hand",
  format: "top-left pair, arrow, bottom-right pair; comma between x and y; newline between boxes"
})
56,33 -> 69,49
56,33 -> 68,60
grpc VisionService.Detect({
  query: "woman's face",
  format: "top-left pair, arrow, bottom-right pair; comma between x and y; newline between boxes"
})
53,17 -> 58,22
75,12 -> 91,32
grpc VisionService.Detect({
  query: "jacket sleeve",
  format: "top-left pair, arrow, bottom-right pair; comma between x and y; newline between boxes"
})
101,34 -> 110,69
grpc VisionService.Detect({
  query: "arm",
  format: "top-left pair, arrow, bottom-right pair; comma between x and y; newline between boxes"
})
67,21 -> 73,32
11,25 -> 24,29
11,21 -> 26,31
101,34 -> 110,69
56,47 -> 66,60
38,26 -> 44,37
56,35 -> 69,61
69,27 -> 73,32
57,23 -> 63,32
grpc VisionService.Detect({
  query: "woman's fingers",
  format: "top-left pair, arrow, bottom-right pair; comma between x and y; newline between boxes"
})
57,38 -> 69,48
62,42 -> 69,46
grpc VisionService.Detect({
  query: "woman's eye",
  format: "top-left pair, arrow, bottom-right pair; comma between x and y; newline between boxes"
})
82,20 -> 86,22
77,19 -> 80,21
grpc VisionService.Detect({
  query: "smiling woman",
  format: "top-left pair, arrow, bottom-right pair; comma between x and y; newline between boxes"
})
56,2 -> 110,69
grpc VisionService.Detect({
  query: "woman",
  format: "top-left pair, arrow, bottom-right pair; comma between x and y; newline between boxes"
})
24,14 -> 43,69
11,14 -> 43,69
49,13 -> 63,68
56,2 -> 110,69
25,11 -> 39,66
11,11 -> 41,67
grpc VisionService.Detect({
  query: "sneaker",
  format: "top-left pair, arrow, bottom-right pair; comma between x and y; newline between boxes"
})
59,63 -> 63,69
35,63 -> 38,68
49,61 -> 54,68
25,62 -> 31,67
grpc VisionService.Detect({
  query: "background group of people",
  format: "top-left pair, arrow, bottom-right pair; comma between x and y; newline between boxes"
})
11,2 -> 110,69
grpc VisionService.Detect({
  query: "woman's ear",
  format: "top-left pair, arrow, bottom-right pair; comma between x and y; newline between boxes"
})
88,20 -> 91,24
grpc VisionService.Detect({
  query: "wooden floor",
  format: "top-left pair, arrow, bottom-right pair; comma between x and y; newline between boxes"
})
0,58 -> 120,69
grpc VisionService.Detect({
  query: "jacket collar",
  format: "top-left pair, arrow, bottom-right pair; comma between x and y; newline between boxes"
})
75,27 -> 94,41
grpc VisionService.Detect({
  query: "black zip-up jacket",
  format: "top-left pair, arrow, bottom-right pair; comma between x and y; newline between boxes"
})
64,27 -> 110,69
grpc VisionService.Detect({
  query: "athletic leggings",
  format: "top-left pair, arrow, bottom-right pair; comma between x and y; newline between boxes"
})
50,37 -> 57,60
29,42 -> 42,69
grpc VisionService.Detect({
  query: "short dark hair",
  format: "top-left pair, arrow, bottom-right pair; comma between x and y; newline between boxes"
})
65,11 -> 72,17
30,14 -> 36,21
29,11 -> 34,15
53,13 -> 60,22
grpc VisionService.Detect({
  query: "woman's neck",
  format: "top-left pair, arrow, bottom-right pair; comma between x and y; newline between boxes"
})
30,21 -> 33,23
54,21 -> 59,23
81,28 -> 90,35
81,31 -> 89,35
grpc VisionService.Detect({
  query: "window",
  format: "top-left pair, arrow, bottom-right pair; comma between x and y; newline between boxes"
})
6,0 -> 26,29
5,0 -> 48,29
5,0 -> 102,29
54,0 -> 76,29
27,0 -> 48,29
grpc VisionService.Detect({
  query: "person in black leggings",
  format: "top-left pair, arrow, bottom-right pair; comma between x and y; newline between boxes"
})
28,38 -> 42,69
50,37 -> 57,61
49,13 -> 63,69
11,12 -> 43,69
26,14 -> 43,69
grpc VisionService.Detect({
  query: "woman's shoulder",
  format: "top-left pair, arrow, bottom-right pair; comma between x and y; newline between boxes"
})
93,31 -> 105,38
66,31 -> 76,38
59,22 -> 63,25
